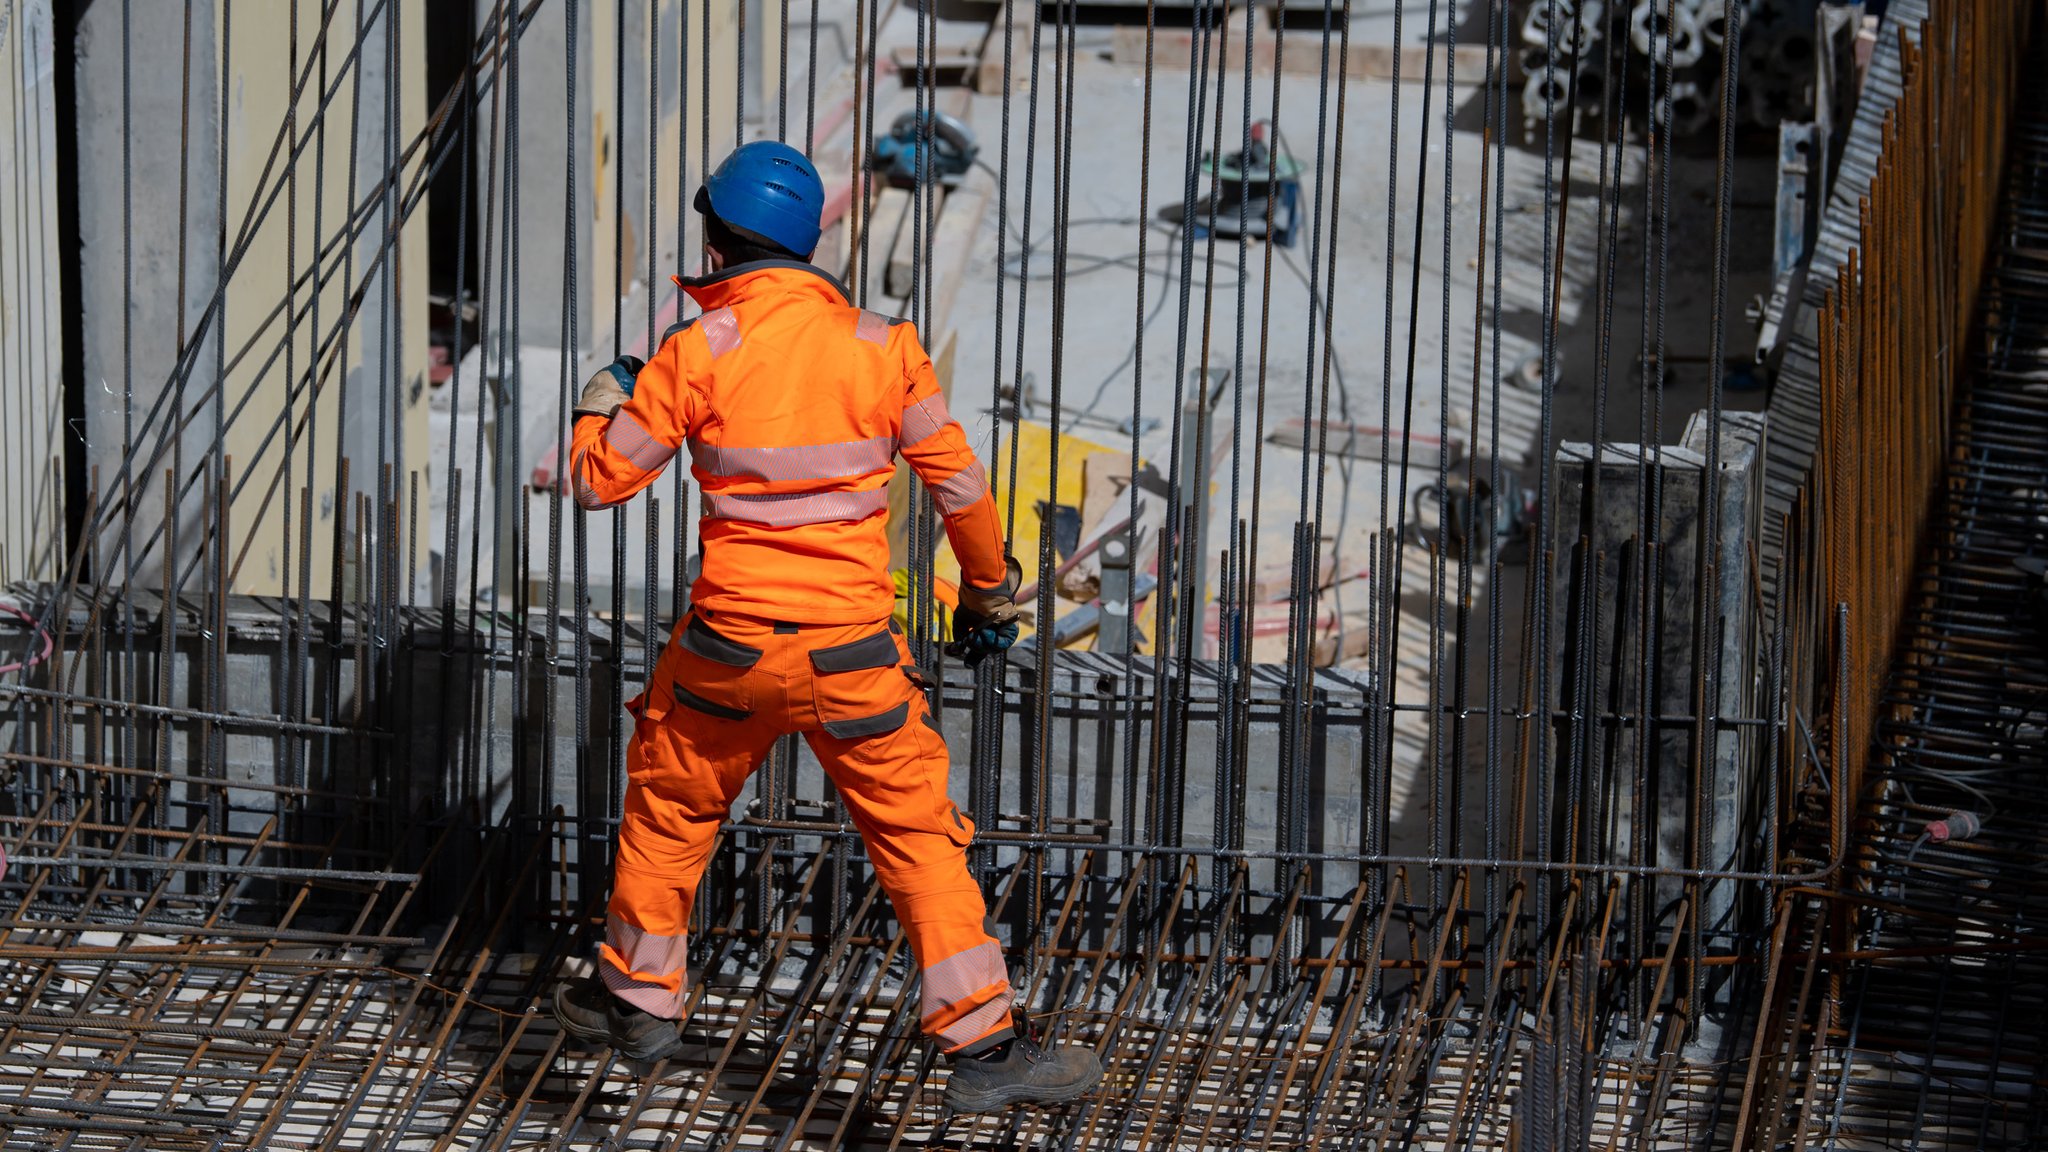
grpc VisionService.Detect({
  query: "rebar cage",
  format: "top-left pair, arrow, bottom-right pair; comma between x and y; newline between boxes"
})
2,0 -> 2045,1146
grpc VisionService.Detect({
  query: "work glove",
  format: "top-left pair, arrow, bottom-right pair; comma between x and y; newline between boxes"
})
947,555 -> 1023,667
572,355 -> 646,421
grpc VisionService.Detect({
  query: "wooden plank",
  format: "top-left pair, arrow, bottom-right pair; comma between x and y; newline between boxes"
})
1265,417 -> 1466,469
976,3 -> 1036,94
860,185 -> 913,307
1055,459 -> 1165,604
926,166 -> 994,342
1112,8 -> 1270,72
1111,19 -> 1494,85
1342,42 -> 1494,82
890,43 -> 984,80
886,186 -> 948,298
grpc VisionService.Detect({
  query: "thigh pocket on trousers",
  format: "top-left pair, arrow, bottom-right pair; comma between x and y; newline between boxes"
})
809,628 -> 912,739
671,614 -> 761,721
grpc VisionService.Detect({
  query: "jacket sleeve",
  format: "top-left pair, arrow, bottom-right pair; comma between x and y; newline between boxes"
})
896,340 -> 1008,590
570,328 -> 701,510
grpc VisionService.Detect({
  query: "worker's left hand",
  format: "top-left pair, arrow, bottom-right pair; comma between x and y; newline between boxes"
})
572,355 -> 646,420
947,555 -> 1023,667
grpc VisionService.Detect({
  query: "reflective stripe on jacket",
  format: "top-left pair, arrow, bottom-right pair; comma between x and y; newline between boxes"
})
570,260 -> 1006,623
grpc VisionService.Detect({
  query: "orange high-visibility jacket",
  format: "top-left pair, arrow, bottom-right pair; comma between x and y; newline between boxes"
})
570,261 -> 1005,623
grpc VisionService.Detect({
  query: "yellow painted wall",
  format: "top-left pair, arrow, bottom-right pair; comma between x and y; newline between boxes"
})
218,0 -> 428,599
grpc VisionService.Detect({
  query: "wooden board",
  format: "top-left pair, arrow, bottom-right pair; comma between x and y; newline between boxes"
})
926,166 -> 994,342
886,186 -> 948,299
976,2 -> 1035,95
859,186 -> 913,308
1055,457 -> 1163,604
1265,416 -> 1467,469
890,43 -> 984,81
993,423 -> 1126,642
1111,20 -> 1494,85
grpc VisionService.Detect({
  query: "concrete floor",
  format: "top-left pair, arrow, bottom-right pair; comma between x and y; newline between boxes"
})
935,18 -> 1776,649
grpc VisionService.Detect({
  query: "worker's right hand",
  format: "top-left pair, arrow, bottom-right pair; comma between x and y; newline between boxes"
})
947,555 -> 1023,667
572,355 -> 647,420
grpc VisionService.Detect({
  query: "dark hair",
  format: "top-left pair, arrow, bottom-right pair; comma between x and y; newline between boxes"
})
704,212 -> 805,265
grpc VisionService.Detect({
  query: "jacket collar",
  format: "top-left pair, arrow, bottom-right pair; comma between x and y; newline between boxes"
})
673,259 -> 851,311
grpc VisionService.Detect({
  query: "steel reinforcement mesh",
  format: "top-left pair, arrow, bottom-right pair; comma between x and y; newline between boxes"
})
2,0 -> 2043,1147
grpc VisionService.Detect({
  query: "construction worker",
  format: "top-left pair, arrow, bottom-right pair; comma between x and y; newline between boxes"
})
550,140 -> 1102,1113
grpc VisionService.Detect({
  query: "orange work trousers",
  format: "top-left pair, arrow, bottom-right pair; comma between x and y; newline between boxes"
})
599,608 -> 1015,1053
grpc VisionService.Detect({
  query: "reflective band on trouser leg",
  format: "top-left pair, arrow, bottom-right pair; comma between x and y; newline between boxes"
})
920,939 -> 1014,1049
701,486 -> 890,527
604,691 -> 778,1022
797,666 -> 1012,1051
599,911 -> 689,1019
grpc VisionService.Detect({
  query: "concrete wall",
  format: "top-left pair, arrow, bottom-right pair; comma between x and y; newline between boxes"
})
465,0 -> 739,372
437,0 -> 741,609
468,0 -> 590,365
1548,412 -> 1768,1022
73,0 -> 430,601
56,0 -> 750,617
1,0 -> 67,584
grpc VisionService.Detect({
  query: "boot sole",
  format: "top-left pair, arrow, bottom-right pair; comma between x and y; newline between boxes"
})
943,1062 -> 1104,1114
624,1050 -> 686,1079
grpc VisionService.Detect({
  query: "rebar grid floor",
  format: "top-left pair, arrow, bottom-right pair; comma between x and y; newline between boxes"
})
3,812 -> 1748,1152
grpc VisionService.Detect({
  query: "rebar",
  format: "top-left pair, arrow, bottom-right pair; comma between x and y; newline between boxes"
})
0,0 -> 2041,1147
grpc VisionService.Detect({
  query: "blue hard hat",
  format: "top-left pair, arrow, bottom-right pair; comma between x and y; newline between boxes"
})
694,141 -> 825,258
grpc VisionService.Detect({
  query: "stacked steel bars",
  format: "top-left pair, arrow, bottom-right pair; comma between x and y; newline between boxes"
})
1736,33 -> 2048,1144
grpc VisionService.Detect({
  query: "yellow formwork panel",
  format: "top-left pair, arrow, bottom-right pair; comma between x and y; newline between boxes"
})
895,421 -> 1124,646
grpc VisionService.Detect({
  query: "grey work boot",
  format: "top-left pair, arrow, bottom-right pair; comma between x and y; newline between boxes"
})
552,974 -> 684,1063
942,1027 -> 1103,1113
